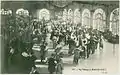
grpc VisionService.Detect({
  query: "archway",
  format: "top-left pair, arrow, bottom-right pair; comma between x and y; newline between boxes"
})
74,9 -> 81,24
16,8 -> 29,16
93,8 -> 106,31
62,9 -> 67,21
82,9 -> 91,28
68,9 -> 73,23
110,8 -> 119,35
38,8 -> 50,21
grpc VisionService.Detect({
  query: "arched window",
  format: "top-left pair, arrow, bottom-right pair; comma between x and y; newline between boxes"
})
62,9 -> 67,21
0,9 -> 12,15
16,8 -> 29,16
82,9 -> 91,28
74,9 -> 81,24
38,8 -> 50,21
110,8 -> 119,35
68,9 -> 73,23
16,8 -> 29,26
93,8 -> 106,31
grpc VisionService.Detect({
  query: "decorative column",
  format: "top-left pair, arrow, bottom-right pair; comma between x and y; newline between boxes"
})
90,9 -> 94,28
79,9 -> 82,25
0,9 -> 13,73
105,6 -> 110,30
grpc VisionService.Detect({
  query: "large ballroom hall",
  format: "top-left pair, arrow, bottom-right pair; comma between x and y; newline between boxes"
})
0,0 -> 119,74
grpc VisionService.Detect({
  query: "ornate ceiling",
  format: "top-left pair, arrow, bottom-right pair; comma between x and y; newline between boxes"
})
1,1 -> 119,9
51,1 -> 72,8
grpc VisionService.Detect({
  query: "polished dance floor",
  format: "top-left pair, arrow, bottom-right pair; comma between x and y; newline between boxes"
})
33,34 -> 119,74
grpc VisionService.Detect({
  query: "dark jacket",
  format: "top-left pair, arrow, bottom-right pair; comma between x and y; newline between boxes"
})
48,57 -> 56,73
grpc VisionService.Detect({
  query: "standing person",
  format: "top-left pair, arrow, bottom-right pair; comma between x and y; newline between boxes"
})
82,37 -> 87,59
30,66 -> 39,74
112,35 -> 116,55
38,30 -> 42,44
89,35 -> 94,54
92,34 -> 97,54
57,31 -> 64,44
40,41 -> 47,63
54,45 -> 62,55
83,38 -> 88,58
42,28 -> 47,41
50,30 -> 54,40
80,46 -> 86,59
86,33 -> 91,58
77,35 -> 82,47
67,34 -> 76,56
99,35 -> 103,50
48,53 -> 57,74
52,36 -> 58,49
86,40 -> 91,58
56,57 -> 64,74
73,47 -> 80,65
94,34 -> 99,50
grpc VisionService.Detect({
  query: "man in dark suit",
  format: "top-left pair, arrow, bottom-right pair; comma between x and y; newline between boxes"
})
48,53 -> 57,74
67,36 -> 76,55
40,41 -> 47,63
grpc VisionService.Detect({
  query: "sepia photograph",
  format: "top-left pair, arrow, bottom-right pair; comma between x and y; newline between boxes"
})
0,0 -> 119,74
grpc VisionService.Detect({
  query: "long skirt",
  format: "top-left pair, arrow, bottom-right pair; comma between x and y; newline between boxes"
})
53,41 -> 57,49
48,66 -> 56,74
99,41 -> 103,49
73,56 -> 79,64
68,45 -> 75,55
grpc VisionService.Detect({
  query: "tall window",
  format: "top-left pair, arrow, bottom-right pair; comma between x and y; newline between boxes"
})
82,9 -> 91,28
74,9 -> 81,24
38,8 -> 50,21
93,8 -> 106,31
62,9 -> 67,21
68,9 -> 73,23
16,8 -> 29,16
110,8 -> 119,35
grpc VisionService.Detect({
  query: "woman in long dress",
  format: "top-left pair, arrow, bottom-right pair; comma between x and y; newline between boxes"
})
48,54 -> 56,74
73,47 -> 80,64
56,58 -> 63,74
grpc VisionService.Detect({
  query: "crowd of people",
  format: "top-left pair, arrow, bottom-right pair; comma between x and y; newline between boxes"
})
30,18 -> 104,73
5,14 -> 104,74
